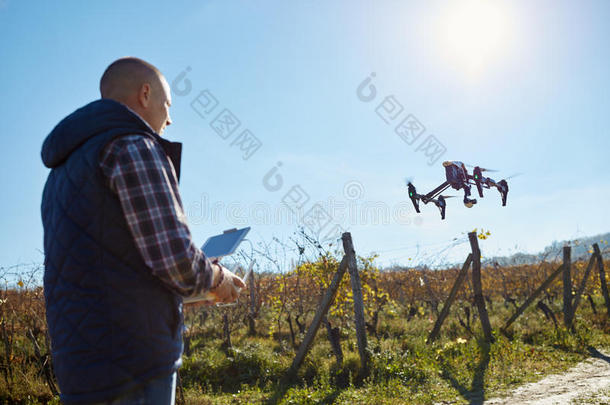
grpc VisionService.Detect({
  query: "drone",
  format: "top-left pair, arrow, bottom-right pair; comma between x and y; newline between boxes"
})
407,161 -> 509,220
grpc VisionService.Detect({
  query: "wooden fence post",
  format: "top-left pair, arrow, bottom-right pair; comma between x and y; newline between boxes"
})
563,246 -> 573,329
501,263 -> 565,335
248,269 -> 256,336
427,254 -> 473,343
288,256 -> 348,376
468,232 -> 494,343
342,232 -> 370,376
572,250 -> 597,315
593,244 -> 610,316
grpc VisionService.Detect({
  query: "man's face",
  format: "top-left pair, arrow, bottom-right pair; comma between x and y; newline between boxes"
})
148,76 -> 172,135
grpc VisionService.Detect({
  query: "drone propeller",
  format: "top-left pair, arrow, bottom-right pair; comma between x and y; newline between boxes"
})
465,163 -> 499,173
504,172 -> 523,180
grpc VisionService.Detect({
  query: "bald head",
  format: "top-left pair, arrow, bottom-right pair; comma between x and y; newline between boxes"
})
100,57 -> 162,100
99,57 -> 172,134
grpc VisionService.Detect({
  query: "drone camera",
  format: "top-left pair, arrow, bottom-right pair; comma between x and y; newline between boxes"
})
463,196 -> 477,208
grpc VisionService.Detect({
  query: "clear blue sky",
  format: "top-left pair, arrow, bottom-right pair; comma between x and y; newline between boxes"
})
1,0 -> 608,271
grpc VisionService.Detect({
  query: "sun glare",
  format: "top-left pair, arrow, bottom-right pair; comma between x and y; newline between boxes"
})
438,0 -> 513,76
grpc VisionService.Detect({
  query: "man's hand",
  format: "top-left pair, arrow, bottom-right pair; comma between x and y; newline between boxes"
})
209,264 -> 246,304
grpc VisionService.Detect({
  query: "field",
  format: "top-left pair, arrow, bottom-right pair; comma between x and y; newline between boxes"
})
1,238 -> 609,405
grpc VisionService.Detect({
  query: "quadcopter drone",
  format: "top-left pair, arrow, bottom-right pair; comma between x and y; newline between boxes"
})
407,161 -> 509,220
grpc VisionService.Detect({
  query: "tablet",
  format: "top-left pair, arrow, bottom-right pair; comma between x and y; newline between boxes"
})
201,227 -> 251,259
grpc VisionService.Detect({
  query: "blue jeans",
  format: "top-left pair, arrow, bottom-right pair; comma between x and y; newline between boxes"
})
99,372 -> 177,405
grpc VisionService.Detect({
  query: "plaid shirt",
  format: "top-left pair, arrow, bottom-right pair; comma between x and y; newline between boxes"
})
99,135 -> 213,297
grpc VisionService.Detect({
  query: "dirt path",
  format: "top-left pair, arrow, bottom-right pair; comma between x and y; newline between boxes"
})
485,349 -> 610,404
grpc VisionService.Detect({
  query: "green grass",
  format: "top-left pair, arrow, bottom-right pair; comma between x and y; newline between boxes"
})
172,297 -> 610,405
571,387 -> 610,404
2,296 -> 609,404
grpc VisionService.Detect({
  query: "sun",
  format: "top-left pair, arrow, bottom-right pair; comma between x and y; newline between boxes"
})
437,0 -> 513,76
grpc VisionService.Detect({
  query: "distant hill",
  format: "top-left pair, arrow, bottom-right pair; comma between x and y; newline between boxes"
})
485,232 -> 610,266
385,232 -> 610,272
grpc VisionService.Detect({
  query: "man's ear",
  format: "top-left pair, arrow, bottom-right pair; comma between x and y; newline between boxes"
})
138,83 -> 152,108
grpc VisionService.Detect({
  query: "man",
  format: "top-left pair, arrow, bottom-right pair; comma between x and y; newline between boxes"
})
41,57 -> 244,404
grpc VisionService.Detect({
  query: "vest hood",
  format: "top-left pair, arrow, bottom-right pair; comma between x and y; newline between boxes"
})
41,99 -> 156,168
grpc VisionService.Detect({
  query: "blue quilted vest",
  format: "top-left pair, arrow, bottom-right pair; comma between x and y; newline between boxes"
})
41,99 -> 184,404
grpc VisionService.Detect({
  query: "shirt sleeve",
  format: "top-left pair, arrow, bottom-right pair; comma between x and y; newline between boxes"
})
99,135 -> 214,297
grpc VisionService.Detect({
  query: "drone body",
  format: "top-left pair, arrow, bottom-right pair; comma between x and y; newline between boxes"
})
407,161 -> 509,220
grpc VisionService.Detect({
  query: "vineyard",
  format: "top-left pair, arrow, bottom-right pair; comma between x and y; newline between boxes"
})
1,231 -> 610,404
